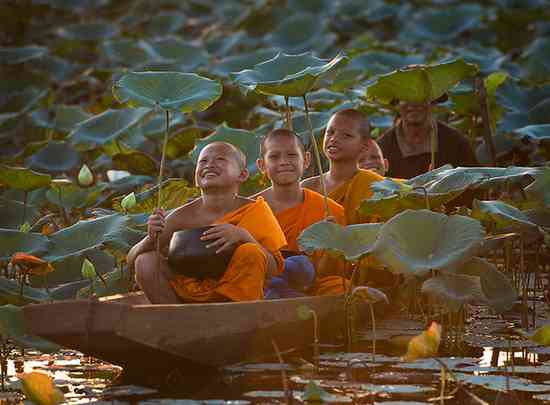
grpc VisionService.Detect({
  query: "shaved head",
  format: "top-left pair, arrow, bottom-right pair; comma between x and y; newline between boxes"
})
260,128 -> 306,157
200,142 -> 247,170
330,109 -> 371,142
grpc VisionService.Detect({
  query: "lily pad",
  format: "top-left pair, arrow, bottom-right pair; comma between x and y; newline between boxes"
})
101,39 -> 159,67
0,278 -> 50,305
511,124 -> 550,143
395,357 -> 479,372
30,105 -> 92,133
0,88 -> 48,125
30,55 -> 80,83
212,48 -> 279,78
366,58 -> 478,104
231,51 -> 347,97
69,108 -> 152,150
421,274 -> 484,312
453,372 -> 550,392
372,209 -> 485,276
0,165 -> 51,191
145,12 -> 186,37
471,199 -> 539,230
56,21 -> 119,41
0,229 -> 50,260
360,384 -> 435,395
113,71 -> 223,113
525,167 -> 550,207
298,221 -> 382,262
520,37 -> 550,83
112,151 -> 158,176
147,37 -> 209,71
0,46 -> 48,65
25,141 -> 81,174
191,124 -> 262,175
0,199 -> 41,229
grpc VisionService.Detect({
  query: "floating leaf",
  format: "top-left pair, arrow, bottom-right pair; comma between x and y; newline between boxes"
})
25,141 -> 80,174
30,105 -> 92,133
302,381 -> 331,402
113,72 -> 222,113
19,371 -> 65,405
56,21 -> 119,41
511,124 -> 550,143
212,48 -> 279,78
0,88 -> 48,125
453,372 -> 550,392
366,58 -> 478,104
372,210 -> 485,276
69,108 -> 152,150
0,46 -> 48,65
147,37 -> 209,71
0,165 -> 51,192
231,52 -> 347,97
145,12 -> 186,37
0,229 -> 50,260
402,322 -> 442,362
101,38 -> 158,67
298,221 -> 382,262
0,278 -> 49,305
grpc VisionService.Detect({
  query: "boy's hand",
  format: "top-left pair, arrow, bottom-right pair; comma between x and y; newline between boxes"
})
147,208 -> 166,239
201,224 -> 254,254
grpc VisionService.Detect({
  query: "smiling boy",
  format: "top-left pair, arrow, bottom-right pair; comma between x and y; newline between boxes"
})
255,129 -> 349,296
127,142 -> 286,303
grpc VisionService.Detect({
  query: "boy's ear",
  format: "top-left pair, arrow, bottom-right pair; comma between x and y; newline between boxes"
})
238,167 -> 250,183
256,158 -> 266,174
303,151 -> 312,170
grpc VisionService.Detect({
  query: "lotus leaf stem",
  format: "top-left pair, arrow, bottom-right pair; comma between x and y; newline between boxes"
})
156,109 -> 170,301
412,186 -> 430,210
430,118 -> 437,171
475,76 -> 497,167
302,95 -> 329,218
21,191 -> 27,227
284,96 -> 293,130
369,303 -> 376,362
309,309 -> 319,368
271,339 -> 292,405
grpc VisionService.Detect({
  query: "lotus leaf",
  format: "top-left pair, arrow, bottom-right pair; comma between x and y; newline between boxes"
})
130,110 -> 187,140
0,88 -> 48,126
165,127 -> 201,159
0,229 -> 50,260
0,278 -> 49,306
46,182 -> 105,210
31,105 -> 92,133
0,165 -> 51,192
113,72 -> 222,113
421,274 -> 484,312
0,46 -> 48,65
25,141 -> 80,174
366,59 -> 478,104
112,151 -> 158,176
103,175 -> 153,195
0,304 -> 60,352
0,199 -> 41,229
145,12 -> 186,37
147,37 -> 209,70
77,268 -> 132,299
191,124 -> 262,175
267,13 -> 335,54
231,52 -> 347,97
453,372 -> 550,392
212,49 -> 279,78
455,257 -> 517,313
520,37 -> 550,83
372,210 -> 485,276
359,383 -> 435,394
112,179 -> 198,214
511,124 -> 550,143
348,51 -> 426,78
471,199 -> 538,230
42,0 -> 110,11
524,167 -> 550,208
56,21 -> 119,41
298,221 -> 382,262
29,55 -> 80,83
69,108 -> 152,150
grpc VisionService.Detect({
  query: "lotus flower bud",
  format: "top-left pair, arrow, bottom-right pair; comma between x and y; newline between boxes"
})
77,164 -> 94,187
19,222 -> 31,233
81,258 -> 96,280
121,192 -> 137,211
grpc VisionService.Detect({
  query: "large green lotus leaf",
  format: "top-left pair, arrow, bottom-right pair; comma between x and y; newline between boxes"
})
46,182 -> 106,210
0,278 -> 49,306
102,175 -> 153,195
525,208 -> 550,230
101,39 -> 158,67
25,141 -> 80,174
511,125 -> 550,143
147,37 -> 209,70
43,214 -> 137,264
366,59 -> 478,104
30,105 -> 92,133
76,268 -> 132,299
145,12 -> 186,37
372,209 -> 485,276
455,257 -> 517,313
399,4 -> 482,43
525,167 -> 550,207
282,111 -> 332,146
298,221 -> 382,262
165,127 -> 201,159
0,304 -> 60,352
421,274 -> 484,312
29,55 -> 80,83
0,165 -> 51,192
69,108 -> 152,150
496,80 -> 550,114
453,46 -> 507,75
129,110 -> 187,140
112,179 -> 199,214
0,46 -> 48,65
56,21 -> 119,41
348,51 -> 426,78
231,52 -> 347,97
0,88 -> 49,126
0,229 -> 50,260
520,37 -> 550,83
191,124 -> 263,175
289,0 -> 334,14
0,199 -> 41,229
112,151 -> 157,176
42,0 -> 110,11
267,13 -> 335,54
471,200 -> 539,230
212,49 -> 279,78
113,72 -> 223,113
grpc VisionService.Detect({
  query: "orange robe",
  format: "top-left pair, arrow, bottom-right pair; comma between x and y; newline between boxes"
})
328,169 -> 385,225
274,189 -> 349,296
169,198 -> 286,302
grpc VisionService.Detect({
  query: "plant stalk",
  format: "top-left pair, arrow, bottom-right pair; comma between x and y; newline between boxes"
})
284,96 -> 293,130
302,94 -> 330,218
369,303 -> 376,362
475,76 -> 497,167
22,191 -> 27,226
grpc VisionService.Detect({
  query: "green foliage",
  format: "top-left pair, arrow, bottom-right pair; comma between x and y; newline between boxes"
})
0,165 -> 51,192
0,46 -> 48,65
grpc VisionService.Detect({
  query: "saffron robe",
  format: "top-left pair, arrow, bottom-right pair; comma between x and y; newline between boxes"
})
170,198 -> 286,302
274,189 -> 349,295
328,169 -> 385,225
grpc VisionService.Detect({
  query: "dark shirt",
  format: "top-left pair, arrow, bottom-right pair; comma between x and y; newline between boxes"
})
378,121 -> 478,179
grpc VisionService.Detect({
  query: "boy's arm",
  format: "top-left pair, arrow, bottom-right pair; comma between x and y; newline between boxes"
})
127,236 -> 154,272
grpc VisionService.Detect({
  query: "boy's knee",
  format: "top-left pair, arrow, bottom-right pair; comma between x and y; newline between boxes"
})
134,251 -> 157,285
234,242 -> 266,260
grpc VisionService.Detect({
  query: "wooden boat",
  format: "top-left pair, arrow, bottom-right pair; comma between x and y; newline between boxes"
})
23,292 -> 345,381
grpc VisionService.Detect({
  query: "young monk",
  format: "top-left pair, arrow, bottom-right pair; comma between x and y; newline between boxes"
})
127,142 -> 286,304
358,139 -> 389,177
301,109 -> 385,225
255,128 -> 349,296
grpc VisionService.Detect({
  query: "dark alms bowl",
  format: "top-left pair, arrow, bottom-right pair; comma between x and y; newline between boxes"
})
168,226 -> 235,280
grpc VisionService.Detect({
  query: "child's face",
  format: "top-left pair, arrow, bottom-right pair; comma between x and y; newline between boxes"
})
323,115 -> 367,162
257,136 -> 310,186
358,143 -> 388,176
195,143 -> 247,189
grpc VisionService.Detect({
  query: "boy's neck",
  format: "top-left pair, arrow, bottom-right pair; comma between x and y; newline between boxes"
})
270,182 -> 303,205
201,189 -> 240,213
327,160 -> 359,184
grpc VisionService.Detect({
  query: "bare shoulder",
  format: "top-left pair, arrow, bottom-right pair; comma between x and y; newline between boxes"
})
236,195 -> 256,208
301,175 -> 321,192
165,198 -> 201,226
250,187 -> 272,201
